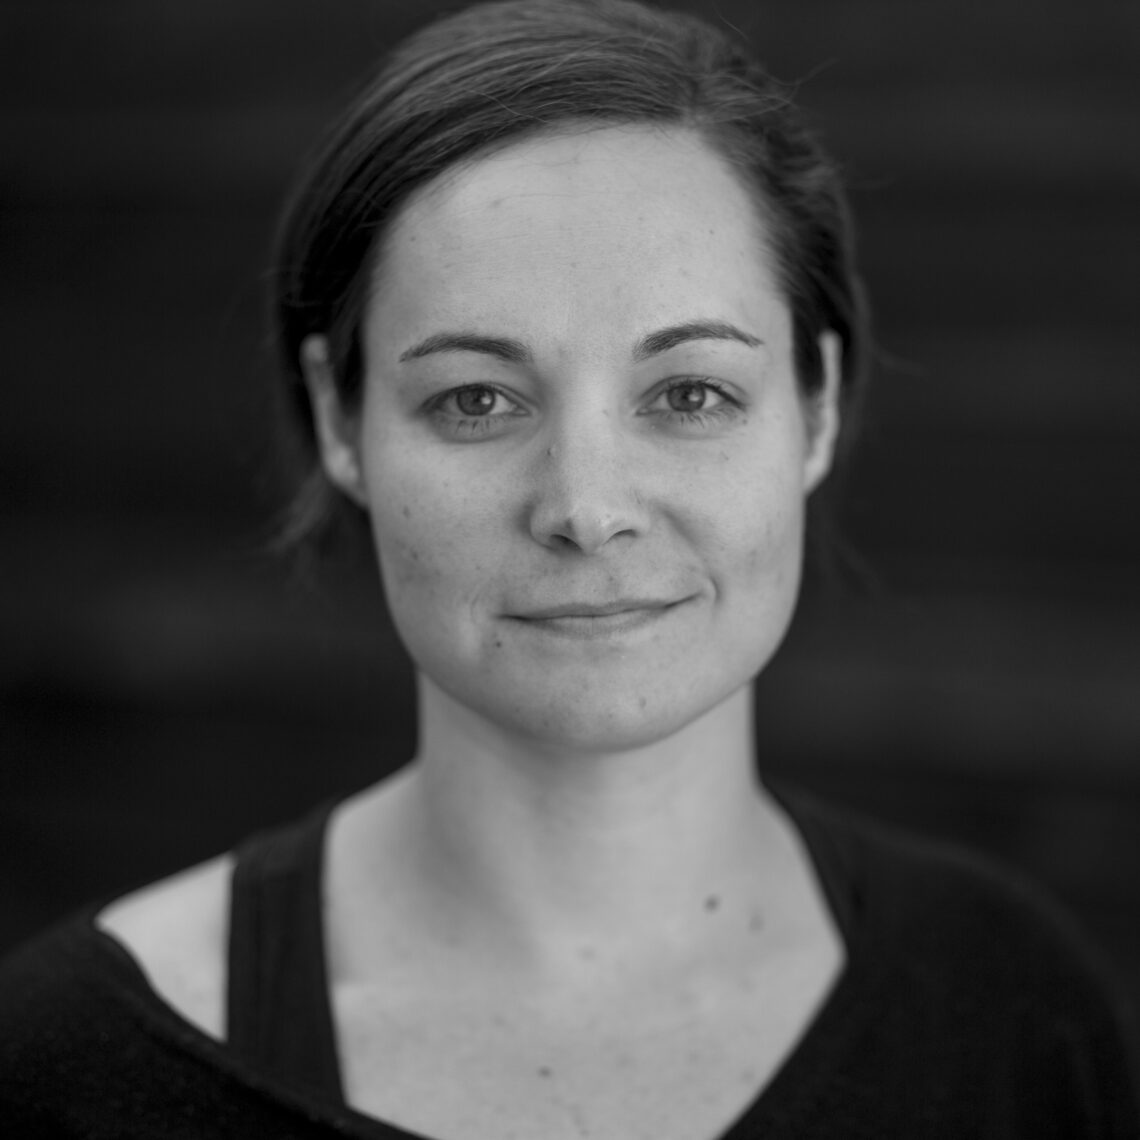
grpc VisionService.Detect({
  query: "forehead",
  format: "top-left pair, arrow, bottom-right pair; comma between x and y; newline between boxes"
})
365,125 -> 787,354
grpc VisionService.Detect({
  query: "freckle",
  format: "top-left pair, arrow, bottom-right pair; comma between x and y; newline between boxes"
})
638,695 -> 647,710
749,909 -> 765,933
402,504 -> 411,519
537,1065 -> 553,1079
577,945 -> 596,961
493,637 -> 503,649
704,894 -> 720,913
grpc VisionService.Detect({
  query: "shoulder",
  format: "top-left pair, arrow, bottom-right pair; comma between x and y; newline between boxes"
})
0,916 -> 116,1129
781,788 -> 1140,1129
786,786 -> 1098,958
95,853 -> 233,1041
801,795 -> 1135,1040
0,909 -> 118,1034
838,804 -> 1102,975
0,853 -> 233,1054
0,907 -> 198,1127
0,894 -> 331,1136
779,783 -> 1135,1026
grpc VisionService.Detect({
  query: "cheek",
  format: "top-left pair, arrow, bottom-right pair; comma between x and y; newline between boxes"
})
698,449 -> 806,583
375,505 -> 432,594
744,503 -> 804,576
363,453 -> 499,610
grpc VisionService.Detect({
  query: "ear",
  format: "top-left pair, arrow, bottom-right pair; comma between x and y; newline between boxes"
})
300,334 -> 368,508
802,330 -> 842,493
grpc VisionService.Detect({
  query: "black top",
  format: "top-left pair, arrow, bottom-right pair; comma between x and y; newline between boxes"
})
1,784 -> 1138,1138
225,803 -> 343,1102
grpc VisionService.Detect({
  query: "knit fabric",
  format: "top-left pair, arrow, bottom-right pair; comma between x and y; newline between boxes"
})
1,785 -> 1137,1138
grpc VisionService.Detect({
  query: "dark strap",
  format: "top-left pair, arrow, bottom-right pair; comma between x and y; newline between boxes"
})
762,776 -> 860,945
226,802 -> 344,1102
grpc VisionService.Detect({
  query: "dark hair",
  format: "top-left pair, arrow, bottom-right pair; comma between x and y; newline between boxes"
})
270,0 -> 868,557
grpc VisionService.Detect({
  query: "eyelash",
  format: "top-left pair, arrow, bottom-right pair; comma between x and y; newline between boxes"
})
423,386 -> 527,436
643,378 -> 743,426
424,378 -> 745,437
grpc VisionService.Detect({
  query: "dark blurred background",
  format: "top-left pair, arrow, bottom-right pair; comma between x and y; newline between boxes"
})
2,0 -> 1138,1018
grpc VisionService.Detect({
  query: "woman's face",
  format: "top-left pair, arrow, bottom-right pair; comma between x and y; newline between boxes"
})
312,125 -> 838,753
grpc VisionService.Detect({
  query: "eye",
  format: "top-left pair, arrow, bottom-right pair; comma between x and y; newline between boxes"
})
642,378 -> 743,425
663,380 -> 721,413
424,383 -> 528,437
452,385 -> 500,416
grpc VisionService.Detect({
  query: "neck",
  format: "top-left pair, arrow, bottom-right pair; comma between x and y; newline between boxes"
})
343,677 -> 795,972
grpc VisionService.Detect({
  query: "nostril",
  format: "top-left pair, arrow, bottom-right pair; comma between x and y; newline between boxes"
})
526,438 -> 650,553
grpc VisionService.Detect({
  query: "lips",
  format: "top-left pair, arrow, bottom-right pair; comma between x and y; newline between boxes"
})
513,598 -> 679,620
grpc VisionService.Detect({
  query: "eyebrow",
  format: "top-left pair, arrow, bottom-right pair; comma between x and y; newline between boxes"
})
398,332 -> 531,365
396,319 -> 763,365
631,320 -> 764,361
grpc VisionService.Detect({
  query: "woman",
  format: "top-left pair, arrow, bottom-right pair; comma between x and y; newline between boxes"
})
2,1 -> 1136,1135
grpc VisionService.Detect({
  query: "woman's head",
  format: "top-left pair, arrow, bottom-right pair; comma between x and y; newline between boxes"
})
302,122 -> 840,752
270,0 -> 866,554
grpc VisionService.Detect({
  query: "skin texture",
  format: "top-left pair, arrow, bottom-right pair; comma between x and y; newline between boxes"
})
299,124 -> 846,1137
100,126 -> 846,1140
306,124 -> 839,765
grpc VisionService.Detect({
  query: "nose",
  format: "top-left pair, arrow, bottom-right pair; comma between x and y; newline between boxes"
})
526,419 -> 651,555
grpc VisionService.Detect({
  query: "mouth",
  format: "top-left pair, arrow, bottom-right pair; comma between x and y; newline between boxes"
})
507,597 -> 692,640
516,598 -> 681,620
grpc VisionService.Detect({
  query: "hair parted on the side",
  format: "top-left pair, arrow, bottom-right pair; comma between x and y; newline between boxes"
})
269,0 -> 868,559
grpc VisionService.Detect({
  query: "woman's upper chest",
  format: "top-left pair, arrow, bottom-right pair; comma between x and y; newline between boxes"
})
330,920 -> 844,1140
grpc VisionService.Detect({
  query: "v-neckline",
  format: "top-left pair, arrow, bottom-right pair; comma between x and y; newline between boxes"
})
313,778 -> 866,1139
89,779 -> 867,1139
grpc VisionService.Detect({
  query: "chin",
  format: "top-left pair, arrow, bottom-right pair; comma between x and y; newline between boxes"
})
474,670 -> 746,758
410,593 -> 795,757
